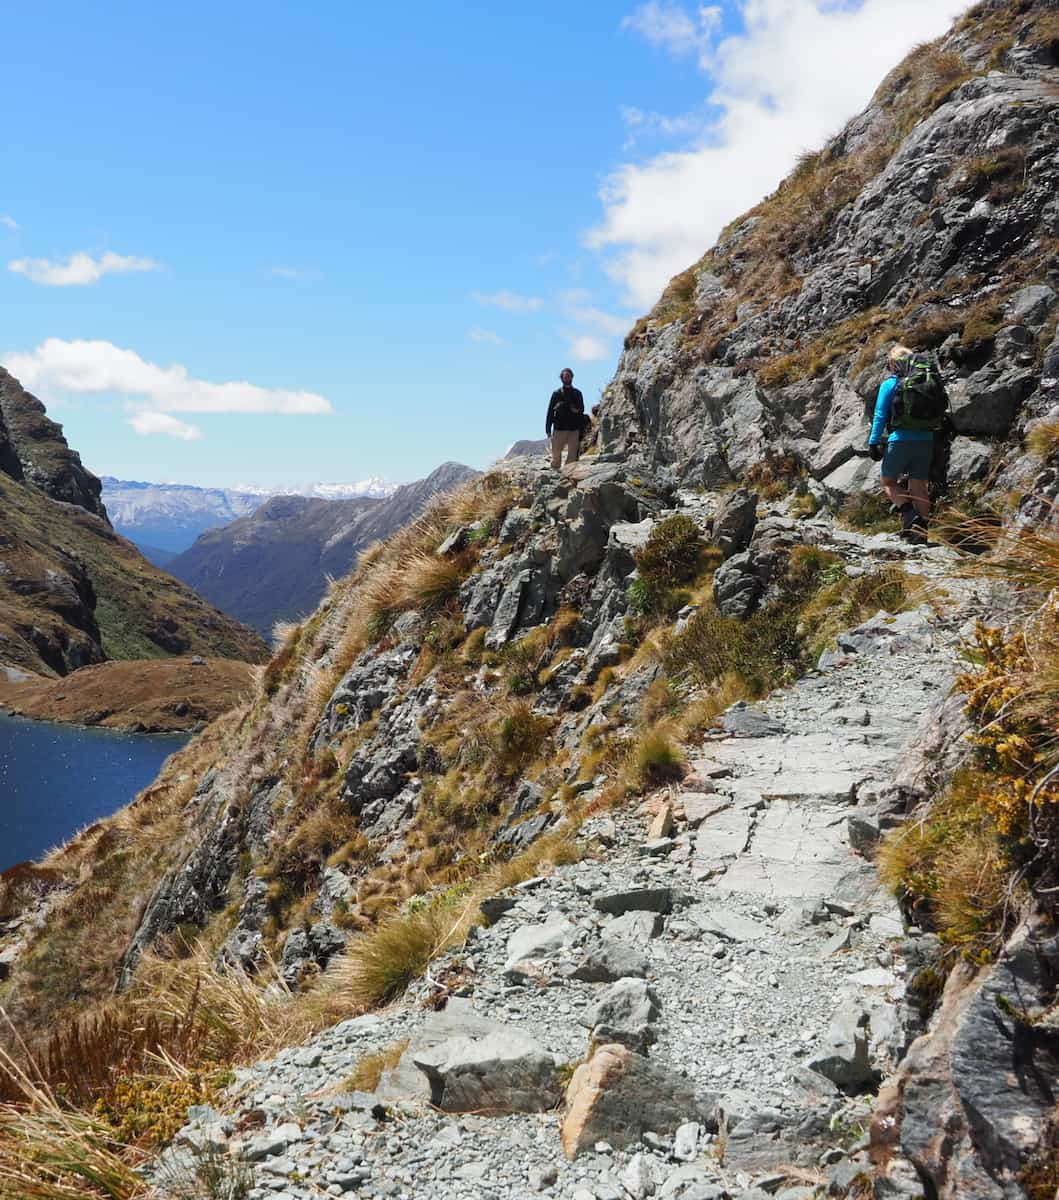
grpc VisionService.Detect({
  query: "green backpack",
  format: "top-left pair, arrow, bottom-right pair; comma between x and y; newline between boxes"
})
890,354 -> 949,432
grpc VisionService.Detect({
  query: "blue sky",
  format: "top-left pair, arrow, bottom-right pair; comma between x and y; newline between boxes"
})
0,1 -> 969,488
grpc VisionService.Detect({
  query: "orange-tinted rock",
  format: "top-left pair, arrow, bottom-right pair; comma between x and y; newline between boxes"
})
560,1043 -> 703,1159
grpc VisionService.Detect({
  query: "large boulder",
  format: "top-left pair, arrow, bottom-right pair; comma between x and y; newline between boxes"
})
580,978 -> 662,1052
808,999 -> 874,1089
412,1030 -> 562,1114
711,488 -> 757,559
560,1043 -> 705,1158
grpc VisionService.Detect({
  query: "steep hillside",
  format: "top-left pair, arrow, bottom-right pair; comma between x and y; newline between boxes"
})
602,0 -> 1059,508
168,462 -> 478,632
2,4 -> 1058,1199
0,369 -> 268,675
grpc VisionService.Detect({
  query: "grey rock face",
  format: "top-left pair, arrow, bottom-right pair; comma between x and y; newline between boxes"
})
581,978 -> 662,1052
711,488 -> 758,559
712,551 -> 767,618
571,939 -> 650,982
808,1000 -> 873,1088
412,1030 -> 562,1113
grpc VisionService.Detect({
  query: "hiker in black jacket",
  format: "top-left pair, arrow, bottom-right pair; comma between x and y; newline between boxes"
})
546,368 -> 585,470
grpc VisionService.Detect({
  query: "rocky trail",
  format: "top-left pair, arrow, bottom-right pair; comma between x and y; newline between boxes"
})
156,534 -> 976,1200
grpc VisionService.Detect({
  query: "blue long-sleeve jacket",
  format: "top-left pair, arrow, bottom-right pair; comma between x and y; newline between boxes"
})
869,376 -> 934,446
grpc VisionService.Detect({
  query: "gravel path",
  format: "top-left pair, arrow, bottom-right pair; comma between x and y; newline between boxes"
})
156,539 -> 971,1200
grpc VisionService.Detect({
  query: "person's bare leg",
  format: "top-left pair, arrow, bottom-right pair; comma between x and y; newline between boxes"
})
907,477 -> 930,520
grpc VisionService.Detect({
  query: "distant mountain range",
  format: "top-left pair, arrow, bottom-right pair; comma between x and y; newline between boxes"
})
102,476 -> 400,554
167,462 -> 479,634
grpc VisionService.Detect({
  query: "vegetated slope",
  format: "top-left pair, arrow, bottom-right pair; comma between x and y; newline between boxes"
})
167,461 -> 479,632
0,368 -> 268,675
2,5 -> 1059,1197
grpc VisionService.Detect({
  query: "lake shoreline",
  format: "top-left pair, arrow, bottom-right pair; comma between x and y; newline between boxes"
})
0,657 -> 257,734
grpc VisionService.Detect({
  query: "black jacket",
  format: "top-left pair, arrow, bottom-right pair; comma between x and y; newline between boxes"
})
546,386 -> 584,434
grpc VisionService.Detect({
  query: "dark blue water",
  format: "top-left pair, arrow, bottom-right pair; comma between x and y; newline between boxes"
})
0,713 -> 188,870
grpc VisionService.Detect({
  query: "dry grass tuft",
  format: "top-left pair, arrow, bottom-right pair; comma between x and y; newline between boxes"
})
623,724 -> 685,792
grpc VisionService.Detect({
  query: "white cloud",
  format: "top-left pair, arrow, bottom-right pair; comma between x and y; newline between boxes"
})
567,335 -> 610,362
8,250 -> 160,287
595,0 -> 973,308
0,215 -> 17,231
6,339 -> 333,437
561,289 -> 633,338
468,326 -> 506,346
621,2 -> 721,61
472,290 -> 544,313
271,266 -> 318,281
128,411 -> 202,440
621,105 -> 704,150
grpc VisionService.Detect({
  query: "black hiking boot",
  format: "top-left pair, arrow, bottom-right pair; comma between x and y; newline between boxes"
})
897,503 -> 917,540
904,513 -> 929,546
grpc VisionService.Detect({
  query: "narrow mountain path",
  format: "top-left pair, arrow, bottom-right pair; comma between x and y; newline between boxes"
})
158,540 -> 974,1200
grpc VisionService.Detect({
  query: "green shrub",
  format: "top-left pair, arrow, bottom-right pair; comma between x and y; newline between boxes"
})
635,516 -> 704,591
664,602 -> 804,697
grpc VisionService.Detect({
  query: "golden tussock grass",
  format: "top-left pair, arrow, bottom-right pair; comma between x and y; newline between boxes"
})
322,827 -> 581,1011
622,723 -> 686,793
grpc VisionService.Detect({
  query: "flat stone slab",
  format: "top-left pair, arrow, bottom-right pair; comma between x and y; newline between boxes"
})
692,906 -> 770,943
680,793 -> 730,827
705,732 -> 885,803
692,807 -> 751,861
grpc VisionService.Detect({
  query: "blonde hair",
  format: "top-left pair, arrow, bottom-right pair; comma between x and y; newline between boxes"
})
887,344 -> 913,369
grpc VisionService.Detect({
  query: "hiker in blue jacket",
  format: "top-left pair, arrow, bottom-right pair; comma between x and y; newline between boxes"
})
867,344 -> 934,544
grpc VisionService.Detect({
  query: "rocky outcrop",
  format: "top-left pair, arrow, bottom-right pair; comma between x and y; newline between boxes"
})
0,367 -> 108,519
872,923 -> 1059,1199
601,12 -> 1059,509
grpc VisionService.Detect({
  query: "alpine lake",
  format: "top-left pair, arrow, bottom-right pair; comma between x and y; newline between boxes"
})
0,712 -> 187,871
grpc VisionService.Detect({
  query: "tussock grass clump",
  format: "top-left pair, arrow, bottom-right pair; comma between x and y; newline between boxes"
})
629,515 -> 709,616
878,770 -> 1016,954
839,491 -> 901,533
635,515 -> 704,590
666,601 -> 804,697
1027,420 -> 1059,462
624,724 -> 685,792
326,830 -> 581,1009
